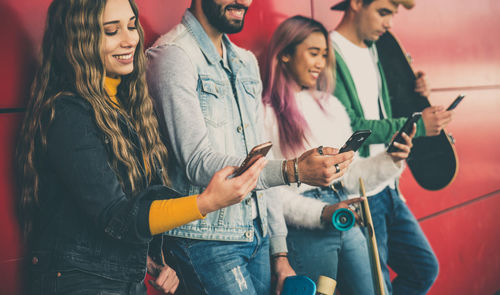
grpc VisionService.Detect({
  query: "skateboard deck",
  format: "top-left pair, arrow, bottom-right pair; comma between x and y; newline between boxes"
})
376,31 -> 458,190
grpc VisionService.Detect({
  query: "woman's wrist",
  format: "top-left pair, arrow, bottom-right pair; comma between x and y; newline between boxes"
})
196,192 -> 214,216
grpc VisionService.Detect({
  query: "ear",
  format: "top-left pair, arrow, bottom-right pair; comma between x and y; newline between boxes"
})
281,54 -> 290,63
351,0 -> 363,12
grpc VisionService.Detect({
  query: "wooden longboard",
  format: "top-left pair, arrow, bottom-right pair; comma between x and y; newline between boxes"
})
376,31 -> 458,191
359,178 -> 386,295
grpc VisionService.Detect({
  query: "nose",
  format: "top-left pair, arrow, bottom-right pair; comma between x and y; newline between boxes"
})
120,29 -> 138,48
383,16 -> 393,30
316,56 -> 326,70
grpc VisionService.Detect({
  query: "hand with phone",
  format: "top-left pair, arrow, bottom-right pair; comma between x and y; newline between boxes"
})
386,113 -> 418,162
421,94 -> 458,136
197,157 -> 268,216
292,147 -> 354,187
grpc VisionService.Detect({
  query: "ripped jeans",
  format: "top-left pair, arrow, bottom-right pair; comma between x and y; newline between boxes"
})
165,219 -> 270,295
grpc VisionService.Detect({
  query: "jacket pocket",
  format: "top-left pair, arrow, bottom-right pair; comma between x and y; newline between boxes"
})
241,79 -> 261,99
198,76 -> 227,127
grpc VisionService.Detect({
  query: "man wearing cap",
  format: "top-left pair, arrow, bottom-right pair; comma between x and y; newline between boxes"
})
330,0 -> 450,294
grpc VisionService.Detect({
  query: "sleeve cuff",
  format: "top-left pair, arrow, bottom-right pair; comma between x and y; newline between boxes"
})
269,235 -> 288,255
260,159 -> 286,188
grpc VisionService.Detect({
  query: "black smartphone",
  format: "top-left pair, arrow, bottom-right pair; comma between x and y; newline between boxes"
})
233,141 -> 273,176
387,112 -> 422,153
339,130 -> 372,153
446,94 -> 465,111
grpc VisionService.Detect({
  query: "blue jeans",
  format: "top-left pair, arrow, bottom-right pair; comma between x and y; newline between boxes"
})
28,268 -> 147,295
369,186 -> 439,295
166,219 -> 271,295
286,187 -> 375,295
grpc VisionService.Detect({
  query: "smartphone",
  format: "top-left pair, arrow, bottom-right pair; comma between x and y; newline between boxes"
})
446,94 -> 465,111
339,130 -> 372,153
387,112 -> 422,153
233,141 -> 273,176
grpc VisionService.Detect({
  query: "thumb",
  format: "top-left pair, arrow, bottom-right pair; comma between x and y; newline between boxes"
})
217,165 -> 237,179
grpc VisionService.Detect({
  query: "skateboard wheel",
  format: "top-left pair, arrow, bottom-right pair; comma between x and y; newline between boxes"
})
331,208 -> 355,231
282,275 -> 316,295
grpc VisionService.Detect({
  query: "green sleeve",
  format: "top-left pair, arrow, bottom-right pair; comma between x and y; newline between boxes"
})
334,70 -> 407,146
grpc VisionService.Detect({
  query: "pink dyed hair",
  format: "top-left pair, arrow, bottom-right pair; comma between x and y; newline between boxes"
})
262,15 -> 335,157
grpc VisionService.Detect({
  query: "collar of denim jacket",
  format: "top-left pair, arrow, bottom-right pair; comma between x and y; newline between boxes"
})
182,9 -> 246,69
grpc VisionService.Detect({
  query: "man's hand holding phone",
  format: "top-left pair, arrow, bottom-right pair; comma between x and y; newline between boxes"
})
387,122 -> 417,163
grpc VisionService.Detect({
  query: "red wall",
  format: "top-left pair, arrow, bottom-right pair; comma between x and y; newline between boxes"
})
1,0 -> 499,294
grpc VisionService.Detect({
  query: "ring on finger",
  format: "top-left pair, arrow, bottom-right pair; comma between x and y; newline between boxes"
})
318,145 -> 324,155
334,163 -> 340,173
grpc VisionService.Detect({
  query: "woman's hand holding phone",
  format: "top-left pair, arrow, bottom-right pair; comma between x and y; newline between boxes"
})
295,147 -> 354,187
387,123 -> 416,163
197,158 -> 268,216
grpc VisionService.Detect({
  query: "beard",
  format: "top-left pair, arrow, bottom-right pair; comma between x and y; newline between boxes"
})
201,0 -> 248,34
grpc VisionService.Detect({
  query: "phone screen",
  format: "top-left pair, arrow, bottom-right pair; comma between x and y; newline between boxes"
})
339,130 -> 372,153
387,112 -> 421,153
233,142 -> 272,176
446,94 -> 465,111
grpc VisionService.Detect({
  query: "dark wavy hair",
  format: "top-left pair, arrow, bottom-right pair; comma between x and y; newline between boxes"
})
17,0 -> 169,238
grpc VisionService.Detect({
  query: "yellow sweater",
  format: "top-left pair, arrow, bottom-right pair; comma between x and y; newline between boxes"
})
104,76 -> 204,235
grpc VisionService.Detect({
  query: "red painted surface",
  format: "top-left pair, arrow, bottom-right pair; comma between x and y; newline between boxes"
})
1,0 -> 499,294
0,114 -> 24,295
420,192 -> 500,294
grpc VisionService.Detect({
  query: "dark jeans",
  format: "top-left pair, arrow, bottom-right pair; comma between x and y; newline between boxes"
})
166,219 -> 270,295
28,269 -> 147,295
369,186 -> 439,295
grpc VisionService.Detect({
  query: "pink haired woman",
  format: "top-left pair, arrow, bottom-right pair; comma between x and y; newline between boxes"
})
262,15 -> 415,294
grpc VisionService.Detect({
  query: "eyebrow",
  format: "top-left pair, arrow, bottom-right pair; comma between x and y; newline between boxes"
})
379,8 -> 395,14
103,16 -> 136,26
308,47 -> 326,51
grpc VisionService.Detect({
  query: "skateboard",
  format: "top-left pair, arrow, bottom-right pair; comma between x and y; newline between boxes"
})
376,31 -> 458,190
282,276 -> 316,295
358,178 -> 386,295
331,208 -> 355,231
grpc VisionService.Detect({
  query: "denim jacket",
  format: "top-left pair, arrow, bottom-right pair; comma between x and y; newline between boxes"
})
29,95 -> 168,282
146,10 -> 287,253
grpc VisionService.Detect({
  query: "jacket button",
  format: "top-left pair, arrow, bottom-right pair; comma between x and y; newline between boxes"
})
237,126 -> 243,133
245,231 -> 253,239
32,257 -> 38,265
245,198 -> 251,205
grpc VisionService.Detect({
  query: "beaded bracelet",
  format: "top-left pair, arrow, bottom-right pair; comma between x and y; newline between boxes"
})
294,157 -> 301,187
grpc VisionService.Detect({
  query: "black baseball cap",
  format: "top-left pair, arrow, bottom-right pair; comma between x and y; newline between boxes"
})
330,0 -> 349,10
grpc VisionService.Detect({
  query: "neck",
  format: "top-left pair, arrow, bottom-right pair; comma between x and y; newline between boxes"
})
336,15 -> 367,48
189,7 -> 224,57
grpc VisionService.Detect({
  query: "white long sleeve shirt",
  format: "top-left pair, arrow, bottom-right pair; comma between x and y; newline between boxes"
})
264,90 -> 404,229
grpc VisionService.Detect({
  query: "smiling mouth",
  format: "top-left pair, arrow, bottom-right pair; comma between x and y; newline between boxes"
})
113,53 -> 133,60
310,71 -> 320,79
225,5 -> 247,20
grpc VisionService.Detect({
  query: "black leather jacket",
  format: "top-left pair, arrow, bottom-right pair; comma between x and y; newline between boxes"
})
28,95 -> 175,282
